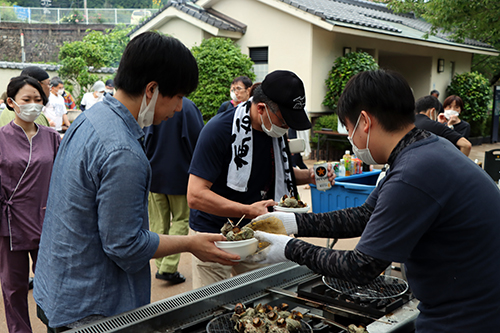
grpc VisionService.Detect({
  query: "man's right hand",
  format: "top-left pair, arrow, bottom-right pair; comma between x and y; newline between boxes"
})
189,233 -> 240,265
248,212 -> 298,235
246,199 -> 276,219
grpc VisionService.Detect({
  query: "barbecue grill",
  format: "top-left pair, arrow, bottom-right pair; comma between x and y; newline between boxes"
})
66,262 -> 419,333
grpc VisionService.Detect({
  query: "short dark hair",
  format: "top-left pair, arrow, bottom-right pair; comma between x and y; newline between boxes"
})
443,95 -> 463,111
6,76 -> 48,111
415,95 -> 440,114
50,77 -> 64,87
337,69 -> 415,132
232,76 -> 252,89
114,32 -> 198,97
251,84 -> 279,114
430,89 -> 439,96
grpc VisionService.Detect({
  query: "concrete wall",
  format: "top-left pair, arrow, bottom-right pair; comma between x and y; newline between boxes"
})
0,22 -> 115,63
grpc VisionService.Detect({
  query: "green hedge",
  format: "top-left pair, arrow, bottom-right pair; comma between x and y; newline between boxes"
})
323,52 -> 379,111
447,71 -> 491,137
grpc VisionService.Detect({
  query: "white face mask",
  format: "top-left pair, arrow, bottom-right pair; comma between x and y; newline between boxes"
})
137,86 -> 159,128
348,113 -> 378,165
260,105 -> 288,138
105,88 -> 114,94
444,110 -> 459,119
11,99 -> 43,122
96,92 -> 104,98
230,90 -> 238,102
57,89 -> 64,96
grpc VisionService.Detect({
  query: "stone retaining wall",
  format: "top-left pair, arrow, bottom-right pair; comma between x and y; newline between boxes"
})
0,22 -> 115,63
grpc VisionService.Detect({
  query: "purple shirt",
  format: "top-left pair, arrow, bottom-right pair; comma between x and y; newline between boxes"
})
0,121 -> 60,250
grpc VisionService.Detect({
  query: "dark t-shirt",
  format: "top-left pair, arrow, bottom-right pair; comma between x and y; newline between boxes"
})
453,119 -> 471,139
217,100 -> 236,114
188,108 -> 274,233
144,98 -> 204,195
357,134 -> 500,331
414,113 -> 462,146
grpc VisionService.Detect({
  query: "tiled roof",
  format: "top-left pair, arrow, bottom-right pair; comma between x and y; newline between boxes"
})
129,1 -> 246,37
0,61 -> 116,73
130,0 -> 493,50
281,0 -> 493,49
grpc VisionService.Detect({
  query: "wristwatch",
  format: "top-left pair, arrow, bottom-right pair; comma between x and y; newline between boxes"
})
448,124 -> 454,130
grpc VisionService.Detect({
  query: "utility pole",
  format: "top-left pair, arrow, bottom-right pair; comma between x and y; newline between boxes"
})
84,0 -> 88,24
20,32 -> 25,63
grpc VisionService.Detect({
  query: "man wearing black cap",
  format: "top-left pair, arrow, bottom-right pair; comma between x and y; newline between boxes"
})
187,70 -> 334,288
0,67 -> 51,127
104,79 -> 115,96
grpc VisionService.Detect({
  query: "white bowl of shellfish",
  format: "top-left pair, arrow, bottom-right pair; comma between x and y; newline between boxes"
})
273,205 -> 310,213
215,237 -> 258,262
274,194 -> 310,213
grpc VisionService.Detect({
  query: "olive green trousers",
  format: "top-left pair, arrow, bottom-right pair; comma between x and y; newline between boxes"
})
148,192 -> 190,274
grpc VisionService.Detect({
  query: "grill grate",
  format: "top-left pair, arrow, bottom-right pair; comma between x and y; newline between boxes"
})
67,262 -> 317,333
206,313 -> 313,333
322,275 -> 408,299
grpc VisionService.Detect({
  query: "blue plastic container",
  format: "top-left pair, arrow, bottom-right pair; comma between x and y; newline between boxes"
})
310,170 -> 381,213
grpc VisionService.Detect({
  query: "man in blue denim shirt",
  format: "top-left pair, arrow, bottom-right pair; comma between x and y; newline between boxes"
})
33,32 -> 239,332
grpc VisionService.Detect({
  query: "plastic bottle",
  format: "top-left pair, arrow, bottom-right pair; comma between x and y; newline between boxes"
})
339,159 -> 346,177
343,150 -> 352,176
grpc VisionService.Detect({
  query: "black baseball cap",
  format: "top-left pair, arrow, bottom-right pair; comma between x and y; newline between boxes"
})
20,66 -> 49,82
261,70 -> 311,130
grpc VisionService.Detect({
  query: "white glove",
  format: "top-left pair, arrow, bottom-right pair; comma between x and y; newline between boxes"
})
244,231 -> 293,264
248,212 -> 298,235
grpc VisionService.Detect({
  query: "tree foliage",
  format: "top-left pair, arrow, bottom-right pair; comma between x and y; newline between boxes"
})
447,72 -> 491,137
387,0 -> 500,85
323,52 -> 379,111
189,38 -> 256,122
58,25 -> 131,103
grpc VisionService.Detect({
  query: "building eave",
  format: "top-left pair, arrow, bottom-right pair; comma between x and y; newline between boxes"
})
130,6 -> 243,39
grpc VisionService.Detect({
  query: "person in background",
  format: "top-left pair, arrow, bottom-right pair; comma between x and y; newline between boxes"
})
44,77 -> 70,132
80,80 -> 105,111
33,32 -> 239,332
414,95 -> 471,156
62,90 -> 76,110
105,79 -> 115,96
217,76 -> 252,114
430,89 -> 444,113
439,95 -> 471,139
187,70 -> 335,289
0,67 -> 51,127
247,69 -> 500,332
144,97 -> 204,284
0,76 -> 61,333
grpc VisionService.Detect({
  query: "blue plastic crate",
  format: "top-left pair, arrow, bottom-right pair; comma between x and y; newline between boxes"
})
310,170 -> 381,213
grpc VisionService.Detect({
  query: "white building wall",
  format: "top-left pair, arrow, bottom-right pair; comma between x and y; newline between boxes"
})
158,18 -> 205,49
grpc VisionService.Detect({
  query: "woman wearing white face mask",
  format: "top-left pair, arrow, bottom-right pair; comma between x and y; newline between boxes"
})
80,80 -> 106,112
439,95 -> 470,139
0,76 -> 61,333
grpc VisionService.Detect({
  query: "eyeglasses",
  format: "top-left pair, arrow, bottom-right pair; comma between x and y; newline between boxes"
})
230,86 -> 245,93
265,105 -> 286,127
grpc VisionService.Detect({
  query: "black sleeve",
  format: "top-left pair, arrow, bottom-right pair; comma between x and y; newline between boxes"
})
295,202 -> 374,238
285,240 -> 391,285
435,122 -> 463,145
80,104 -> 86,111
